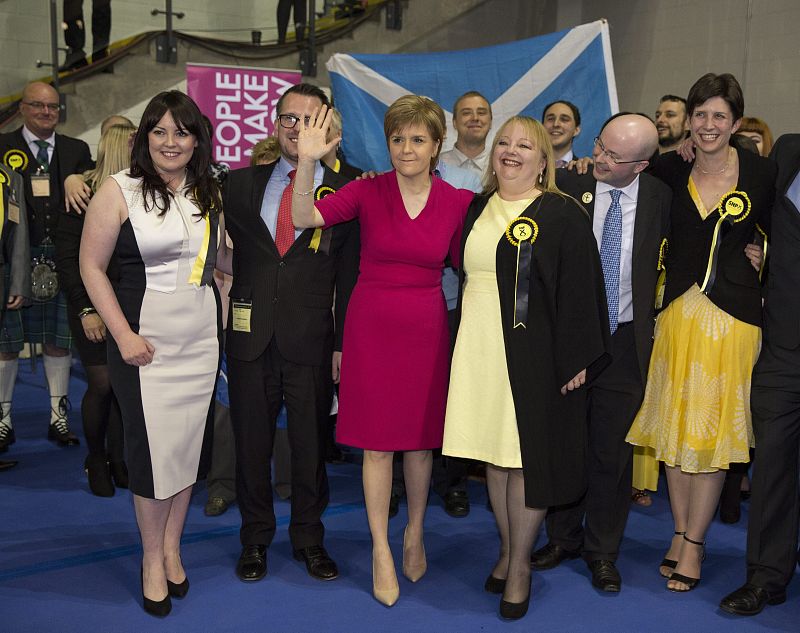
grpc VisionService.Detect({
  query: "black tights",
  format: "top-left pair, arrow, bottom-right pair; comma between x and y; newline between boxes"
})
82,364 -> 123,461
486,465 -> 547,603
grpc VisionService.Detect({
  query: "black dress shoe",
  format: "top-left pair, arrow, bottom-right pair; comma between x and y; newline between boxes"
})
530,542 -> 580,570
167,576 -> 189,599
236,545 -> 267,581
0,459 -> 18,471
0,423 -> 15,452
719,583 -> 786,616
204,496 -> 230,517
444,490 -> 470,518
293,545 -> 339,581
388,492 -> 401,519
48,401 -> 80,446
141,566 -> 171,617
588,559 -> 621,592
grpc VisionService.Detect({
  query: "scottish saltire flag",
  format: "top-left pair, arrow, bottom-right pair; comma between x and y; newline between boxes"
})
327,20 -> 618,172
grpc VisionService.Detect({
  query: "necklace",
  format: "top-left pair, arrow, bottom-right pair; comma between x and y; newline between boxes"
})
696,147 -> 733,176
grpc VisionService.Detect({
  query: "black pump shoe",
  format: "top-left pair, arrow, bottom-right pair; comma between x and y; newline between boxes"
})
167,576 -> 189,599
141,567 -> 171,617
84,455 -> 114,497
499,579 -> 531,620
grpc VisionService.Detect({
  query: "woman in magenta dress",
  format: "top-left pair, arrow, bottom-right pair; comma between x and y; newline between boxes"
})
292,95 -> 473,606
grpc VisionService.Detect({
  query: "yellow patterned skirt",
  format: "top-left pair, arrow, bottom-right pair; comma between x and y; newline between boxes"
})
626,284 -> 760,473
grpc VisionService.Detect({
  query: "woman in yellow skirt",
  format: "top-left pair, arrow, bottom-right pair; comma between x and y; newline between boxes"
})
626,73 -> 776,592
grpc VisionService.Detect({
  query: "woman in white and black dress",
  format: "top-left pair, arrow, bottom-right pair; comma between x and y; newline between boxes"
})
81,91 -> 232,617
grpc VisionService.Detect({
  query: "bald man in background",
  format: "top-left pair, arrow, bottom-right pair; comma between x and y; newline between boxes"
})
531,114 -> 672,592
0,81 -> 92,453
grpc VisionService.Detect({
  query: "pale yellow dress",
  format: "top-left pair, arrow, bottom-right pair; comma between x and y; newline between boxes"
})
626,179 -> 760,473
443,194 -> 534,468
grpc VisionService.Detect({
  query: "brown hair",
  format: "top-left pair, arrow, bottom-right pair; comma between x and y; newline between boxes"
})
383,95 -> 445,171
452,91 -> 492,119
482,116 -> 562,196
687,73 -> 744,121
737,116 -> 773,156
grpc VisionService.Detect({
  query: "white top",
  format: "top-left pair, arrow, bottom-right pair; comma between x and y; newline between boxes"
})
439,145 -> 489,178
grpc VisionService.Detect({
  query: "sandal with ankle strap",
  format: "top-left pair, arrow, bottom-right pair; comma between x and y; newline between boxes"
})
659,531 -> 685,578
667,535 -> 705,592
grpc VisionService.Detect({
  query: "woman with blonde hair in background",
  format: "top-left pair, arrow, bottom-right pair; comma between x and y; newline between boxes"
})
56,122 -> 136,496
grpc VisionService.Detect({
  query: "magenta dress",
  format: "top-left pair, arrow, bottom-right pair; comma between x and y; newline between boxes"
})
316,171 -> 473,451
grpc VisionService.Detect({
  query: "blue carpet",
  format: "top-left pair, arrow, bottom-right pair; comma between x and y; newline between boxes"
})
1,361 -> 798,632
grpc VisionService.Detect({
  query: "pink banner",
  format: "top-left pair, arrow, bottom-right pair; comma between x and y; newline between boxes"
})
186,63 -> 302,170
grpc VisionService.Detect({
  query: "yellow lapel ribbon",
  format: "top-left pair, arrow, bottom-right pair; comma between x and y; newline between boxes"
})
696,186 -> 752,293
654,237 -> 668,309
188,216 -> 211,286
505,217 -> 539,329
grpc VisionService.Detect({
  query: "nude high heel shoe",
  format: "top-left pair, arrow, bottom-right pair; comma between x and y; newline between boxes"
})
402,527 -> 427,582
372,556 -> 399,607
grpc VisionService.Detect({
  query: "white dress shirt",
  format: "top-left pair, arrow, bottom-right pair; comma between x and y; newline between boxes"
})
439,145 -> 489,179
593,176 -> 640,324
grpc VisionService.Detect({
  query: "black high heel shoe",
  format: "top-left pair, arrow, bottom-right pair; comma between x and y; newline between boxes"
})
167,576 -> 189,599
141,566 -> 171,616
84,454 -> 114,497
667,535 -> 705,592
484,574 -> 506,594
499,578 -> 531,620
659,530 -> 685,578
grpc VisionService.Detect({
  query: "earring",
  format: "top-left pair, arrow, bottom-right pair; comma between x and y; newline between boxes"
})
538,172 -> 543,184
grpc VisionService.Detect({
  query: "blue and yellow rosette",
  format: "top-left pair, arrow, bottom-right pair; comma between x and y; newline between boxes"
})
309,185 -> 336,253
505,217 -> 539,329
699,190 -> 751,294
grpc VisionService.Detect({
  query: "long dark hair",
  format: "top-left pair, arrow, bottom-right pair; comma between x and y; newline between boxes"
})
129,90 -> 221,217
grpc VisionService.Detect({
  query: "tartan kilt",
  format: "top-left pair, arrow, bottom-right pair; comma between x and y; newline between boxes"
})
0,243 -> 73,353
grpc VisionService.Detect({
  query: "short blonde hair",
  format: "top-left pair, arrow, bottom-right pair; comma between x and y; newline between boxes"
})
83,123 -> 136,191
383,95 -> 445,171
250,136 -> 280,166
482,116 -> 561,195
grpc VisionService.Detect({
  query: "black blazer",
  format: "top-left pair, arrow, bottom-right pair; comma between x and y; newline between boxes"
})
0,128 -> 93,246
763,134 -> 800,350
652,148 -> 776,326
557,170 -> 672,384
222,161 -> 359,365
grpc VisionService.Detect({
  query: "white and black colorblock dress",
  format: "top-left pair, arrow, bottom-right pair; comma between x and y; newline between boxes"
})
107,172 -> 221,500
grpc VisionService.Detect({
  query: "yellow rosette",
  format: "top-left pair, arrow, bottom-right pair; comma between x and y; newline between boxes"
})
505,217 -> 539,329
700,191 -> 752,294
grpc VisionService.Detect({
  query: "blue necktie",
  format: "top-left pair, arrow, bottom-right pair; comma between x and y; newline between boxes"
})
600,189 -> 622,334
34,140 -> 50,172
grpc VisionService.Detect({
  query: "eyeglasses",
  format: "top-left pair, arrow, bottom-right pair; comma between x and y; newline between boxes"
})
277,114 -> 312,129
593,137 -> 646,165
22,101 -> 60,112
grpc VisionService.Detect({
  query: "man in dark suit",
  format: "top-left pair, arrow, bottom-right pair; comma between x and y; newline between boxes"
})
720,133 -> 800,616
0,81 -> 93,454
531,114 -> 671,592
223,83 -> 358,583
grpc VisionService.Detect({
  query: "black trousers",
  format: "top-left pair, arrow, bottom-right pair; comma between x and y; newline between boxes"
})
276,0 -> 307,43
229,338 -> 332,549
745,338 -> 800,593
63,0 -> 111,54
545,323 -> 643,561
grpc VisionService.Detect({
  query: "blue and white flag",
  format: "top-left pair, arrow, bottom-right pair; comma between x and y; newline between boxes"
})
327,20 -> 618,172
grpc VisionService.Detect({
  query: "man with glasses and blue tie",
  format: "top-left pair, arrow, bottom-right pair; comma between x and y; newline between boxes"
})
531,113 -> 671,593
0,81 -> 92,455
222,82 -> 359,585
